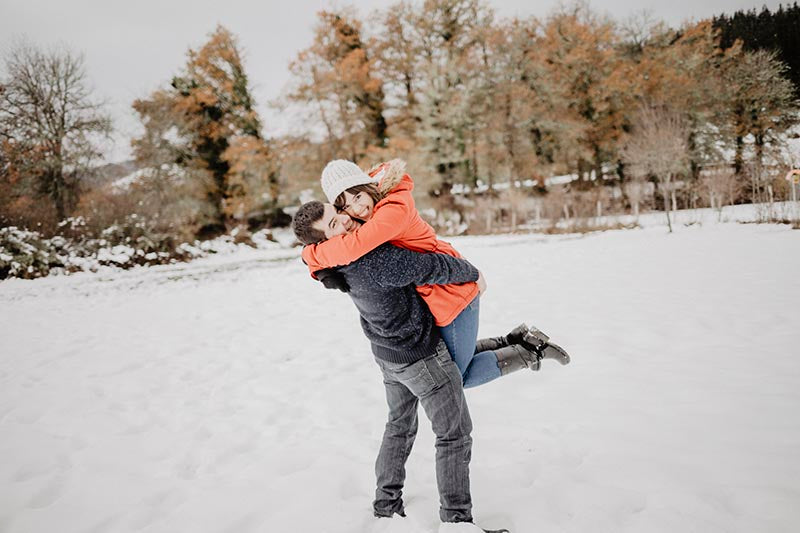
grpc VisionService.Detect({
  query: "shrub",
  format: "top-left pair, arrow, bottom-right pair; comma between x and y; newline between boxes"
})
0,227 -> 63,279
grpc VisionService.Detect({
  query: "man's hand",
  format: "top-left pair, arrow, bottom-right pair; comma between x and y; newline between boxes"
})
316,268 -> 350,293
477,271 -> 487,296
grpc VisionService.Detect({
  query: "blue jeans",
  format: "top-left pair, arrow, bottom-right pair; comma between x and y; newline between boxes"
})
373,340 -> 473,523
440,296 -> 503,389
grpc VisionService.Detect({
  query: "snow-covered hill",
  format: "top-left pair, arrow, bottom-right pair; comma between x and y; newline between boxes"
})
1,221 -> 798,533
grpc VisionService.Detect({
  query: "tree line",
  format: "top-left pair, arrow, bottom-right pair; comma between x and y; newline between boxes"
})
1,0 -> 798,248
282,1 -> 798,220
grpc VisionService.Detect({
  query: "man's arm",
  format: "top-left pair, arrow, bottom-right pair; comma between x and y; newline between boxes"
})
366,244 -> 480,289
301,196 -> 410,272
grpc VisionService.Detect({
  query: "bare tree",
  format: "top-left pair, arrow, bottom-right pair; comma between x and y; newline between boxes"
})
621,104 -> 689,232
619,9 -> 659,54
0,40 -> 111,223
700,167 -> 741,219
623,178 -> 648,219
723,49 -> 798,176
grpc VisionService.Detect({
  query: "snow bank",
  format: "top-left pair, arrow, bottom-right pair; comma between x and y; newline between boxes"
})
0,223 -> 299,280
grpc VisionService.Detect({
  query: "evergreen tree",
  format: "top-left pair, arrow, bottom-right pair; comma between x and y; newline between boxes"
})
714,3 -> 800,96
413,0 -> 494,193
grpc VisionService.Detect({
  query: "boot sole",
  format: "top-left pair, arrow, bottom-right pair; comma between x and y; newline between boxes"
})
542,341 -> 571,365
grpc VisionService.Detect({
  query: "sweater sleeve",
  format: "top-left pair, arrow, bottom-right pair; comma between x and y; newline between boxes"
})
368,245 -> 480,289
301,195 -> 411,272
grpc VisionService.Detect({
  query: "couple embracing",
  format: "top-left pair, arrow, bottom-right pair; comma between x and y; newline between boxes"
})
292,159 -> 570,533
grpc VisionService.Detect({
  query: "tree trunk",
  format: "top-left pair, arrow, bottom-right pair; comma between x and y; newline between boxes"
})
734,135 -> 744,175
755,132 -> 764,167
51,144 -> 67,222
688,130 -> 700,181
663,175 -> 673,233
52,171 -> 67,222
470,128 -> 479,186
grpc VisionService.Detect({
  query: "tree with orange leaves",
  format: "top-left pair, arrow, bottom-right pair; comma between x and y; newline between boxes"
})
287,10 -> 387,164
133,25 -> 277,236
533,4 -> 629,187
631,20 -> 741,179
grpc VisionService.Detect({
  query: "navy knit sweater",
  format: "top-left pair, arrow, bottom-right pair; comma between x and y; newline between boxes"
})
338,243 -> 480,364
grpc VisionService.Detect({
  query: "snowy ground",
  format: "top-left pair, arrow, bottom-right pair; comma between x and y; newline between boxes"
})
1,218 -> 799,533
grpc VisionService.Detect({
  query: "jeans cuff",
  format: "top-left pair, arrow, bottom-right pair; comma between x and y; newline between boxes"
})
374,499 -> 405,518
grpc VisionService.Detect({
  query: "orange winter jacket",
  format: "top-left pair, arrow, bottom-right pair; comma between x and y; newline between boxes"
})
302,159 -> 479,327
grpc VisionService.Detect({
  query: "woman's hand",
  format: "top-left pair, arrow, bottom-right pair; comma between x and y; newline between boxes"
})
477,271 -> 487,296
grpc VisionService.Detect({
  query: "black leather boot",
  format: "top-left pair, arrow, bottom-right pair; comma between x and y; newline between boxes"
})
494,344 -> 541,375
521,327 -> 571,365
474,323 -> 529,353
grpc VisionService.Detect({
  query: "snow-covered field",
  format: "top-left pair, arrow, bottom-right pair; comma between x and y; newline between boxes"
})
1,219 -> 798,533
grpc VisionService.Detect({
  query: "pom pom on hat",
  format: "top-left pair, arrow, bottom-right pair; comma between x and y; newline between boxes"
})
321,160 -> 378,203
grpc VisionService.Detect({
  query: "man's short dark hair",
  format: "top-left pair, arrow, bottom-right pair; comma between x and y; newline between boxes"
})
292,201 -> 327,245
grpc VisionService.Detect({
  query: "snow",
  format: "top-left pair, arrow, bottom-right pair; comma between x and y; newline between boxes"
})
1,218 -> 799,533
522,201 -> 800,233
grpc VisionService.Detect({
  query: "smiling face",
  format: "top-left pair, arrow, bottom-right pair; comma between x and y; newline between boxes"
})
312,203 -> 361,240
333,184 -> 382,222
339,189 -> 376,221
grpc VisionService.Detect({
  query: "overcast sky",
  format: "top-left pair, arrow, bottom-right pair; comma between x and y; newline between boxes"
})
0,0 -> 787,162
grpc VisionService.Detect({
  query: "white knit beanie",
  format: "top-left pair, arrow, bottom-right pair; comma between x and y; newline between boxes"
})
321,160 -> 378,203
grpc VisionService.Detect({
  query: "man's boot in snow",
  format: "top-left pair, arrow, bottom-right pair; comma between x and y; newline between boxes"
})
474,323 -> 529,353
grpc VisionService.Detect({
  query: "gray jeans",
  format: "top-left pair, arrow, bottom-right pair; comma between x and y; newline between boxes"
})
373,340 -> 473,523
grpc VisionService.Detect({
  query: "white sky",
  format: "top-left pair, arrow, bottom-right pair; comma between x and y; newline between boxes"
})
0,0 -> 787,162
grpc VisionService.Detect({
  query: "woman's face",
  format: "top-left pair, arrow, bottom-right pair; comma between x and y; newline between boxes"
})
340,190 -> 375,221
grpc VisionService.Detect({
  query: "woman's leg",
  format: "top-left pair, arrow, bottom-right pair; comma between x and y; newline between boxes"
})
439,297 -> 502,389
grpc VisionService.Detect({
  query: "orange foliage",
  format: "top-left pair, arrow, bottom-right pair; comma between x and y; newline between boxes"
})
132,25 -> 275,233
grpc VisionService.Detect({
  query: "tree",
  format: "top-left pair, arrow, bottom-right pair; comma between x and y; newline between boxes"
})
722,49 -> 797,174
714,3 -> 800,97
373,0 -> 424,139
534,3 -> 628,186
622,104 -> 690,232
632,21 -> 740,182
287,10 -> 387,163
700,167 -> 741,216
133,26 -> 277,236
413,0 -> 494,192
0,41 -> 111,226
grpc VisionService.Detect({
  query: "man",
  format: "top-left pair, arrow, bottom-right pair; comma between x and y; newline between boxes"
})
292,201 -> 508,533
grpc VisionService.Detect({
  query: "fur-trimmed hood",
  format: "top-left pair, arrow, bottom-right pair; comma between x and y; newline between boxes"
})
367,158 -> 410,196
